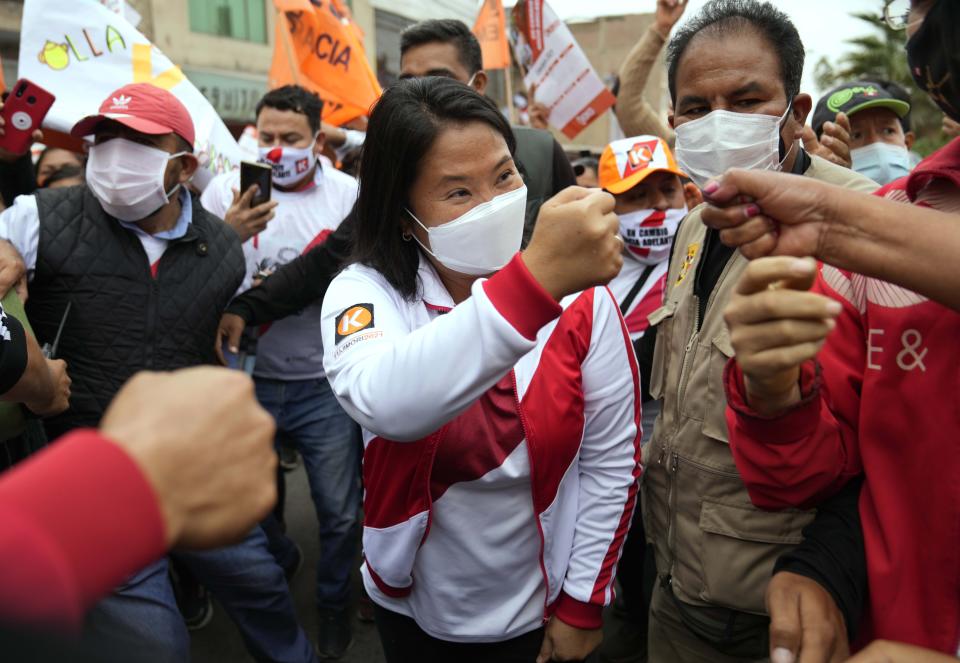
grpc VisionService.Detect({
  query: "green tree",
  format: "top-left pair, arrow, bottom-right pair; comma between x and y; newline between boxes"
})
813,3 -> 947,156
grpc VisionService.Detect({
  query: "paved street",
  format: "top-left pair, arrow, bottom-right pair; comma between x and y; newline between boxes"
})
191,462 -> 385,662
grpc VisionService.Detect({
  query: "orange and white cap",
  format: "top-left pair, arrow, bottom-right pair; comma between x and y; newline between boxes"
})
598,135 -> 686,195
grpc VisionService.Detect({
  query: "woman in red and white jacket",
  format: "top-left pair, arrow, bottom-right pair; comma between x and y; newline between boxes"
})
321,77 -> 640,662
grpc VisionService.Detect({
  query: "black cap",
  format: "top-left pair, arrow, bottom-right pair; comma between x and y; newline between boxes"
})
812,81 -> 911,136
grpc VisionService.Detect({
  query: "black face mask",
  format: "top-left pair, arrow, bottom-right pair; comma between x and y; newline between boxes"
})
39,164 -> 84,188
906,0 -> 960,123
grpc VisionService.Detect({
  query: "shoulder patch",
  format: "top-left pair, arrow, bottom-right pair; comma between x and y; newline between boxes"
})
335,303 -> 374,343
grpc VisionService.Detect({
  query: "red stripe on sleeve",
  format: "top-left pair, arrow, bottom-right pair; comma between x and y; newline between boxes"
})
302,229 -> 332,255
553,590 -> 604,629
589,288 -> 643,605
482,254 -> 562,341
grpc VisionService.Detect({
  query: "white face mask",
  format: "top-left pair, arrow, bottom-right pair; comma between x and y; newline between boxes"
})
258,139 -> 319,187
86,138 -> 187,222
619,206 -> 687,265
851,142 -> 912,185
406,185 -> 527,276
674,105 -> 794,189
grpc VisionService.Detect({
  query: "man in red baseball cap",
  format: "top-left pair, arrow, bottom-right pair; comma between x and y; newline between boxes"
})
0,83 -> 318,662
69,82 -> 198,228
72,81 -> 197,146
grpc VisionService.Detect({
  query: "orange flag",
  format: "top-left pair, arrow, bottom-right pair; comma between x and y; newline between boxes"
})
0,54 -> 6,94
269,0 -> 382,126
472,0 -> 511,70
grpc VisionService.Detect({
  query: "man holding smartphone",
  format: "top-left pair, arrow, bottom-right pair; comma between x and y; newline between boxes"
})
201,84 -> 360,660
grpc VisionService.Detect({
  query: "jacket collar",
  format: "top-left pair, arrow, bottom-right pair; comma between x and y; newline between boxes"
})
114,188 -> 193,239
416,253 -> 457,312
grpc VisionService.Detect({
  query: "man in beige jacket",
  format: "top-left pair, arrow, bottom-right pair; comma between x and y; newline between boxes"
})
640,1 -> 877,661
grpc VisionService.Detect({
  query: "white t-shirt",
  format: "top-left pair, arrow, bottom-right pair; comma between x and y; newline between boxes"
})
0,190 -> 193,278
201,163 -> 358,380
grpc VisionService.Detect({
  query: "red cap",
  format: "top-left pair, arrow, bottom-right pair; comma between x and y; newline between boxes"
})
70,83 -> 195,148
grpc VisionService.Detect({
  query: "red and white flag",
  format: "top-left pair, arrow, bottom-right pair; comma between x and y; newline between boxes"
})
510,0 -> 615,139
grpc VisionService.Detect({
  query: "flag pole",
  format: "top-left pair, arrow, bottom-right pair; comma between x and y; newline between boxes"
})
277,9 -> 301,86
504,59 -> 516,125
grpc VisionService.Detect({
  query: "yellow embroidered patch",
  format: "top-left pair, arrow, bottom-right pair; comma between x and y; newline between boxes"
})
676,242 -> 700,285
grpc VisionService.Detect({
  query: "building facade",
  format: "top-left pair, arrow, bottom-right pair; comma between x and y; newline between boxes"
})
564,12 -> 667,153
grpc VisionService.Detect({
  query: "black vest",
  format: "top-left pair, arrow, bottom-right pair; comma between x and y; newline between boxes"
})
27,186 -> 244,438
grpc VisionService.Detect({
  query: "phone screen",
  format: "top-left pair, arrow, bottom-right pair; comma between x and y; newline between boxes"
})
240,161 -> 272,207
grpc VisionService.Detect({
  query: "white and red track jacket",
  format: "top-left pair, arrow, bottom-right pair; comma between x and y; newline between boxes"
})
724,138 -> 960,653
321,253 -> 641,642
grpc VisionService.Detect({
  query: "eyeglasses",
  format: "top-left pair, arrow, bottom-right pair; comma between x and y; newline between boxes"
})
883,0 -> 911,30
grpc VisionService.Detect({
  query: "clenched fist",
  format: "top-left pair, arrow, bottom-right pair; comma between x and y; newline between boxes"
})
522,186 -> 623,300
100,368 -> 277,549
25,358 -> 71,417
724,257 -> 841,415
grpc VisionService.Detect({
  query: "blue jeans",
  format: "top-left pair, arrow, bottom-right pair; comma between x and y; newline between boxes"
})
83,527 -> 316,662
255,377 -> 362,612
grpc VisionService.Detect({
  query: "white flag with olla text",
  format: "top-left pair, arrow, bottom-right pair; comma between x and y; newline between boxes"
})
18,0 -> 241,188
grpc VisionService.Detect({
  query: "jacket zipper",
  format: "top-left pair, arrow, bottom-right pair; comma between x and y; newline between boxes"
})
676,297 -> 701,411
666,297 -> 698,565
131,235 -> 158,369
665,252 -> 738,576
510,370 -> 552,624
675,252 -> 739,420
667,452 -> 680,553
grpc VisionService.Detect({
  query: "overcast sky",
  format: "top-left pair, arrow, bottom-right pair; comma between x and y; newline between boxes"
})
504,0 -> 898,98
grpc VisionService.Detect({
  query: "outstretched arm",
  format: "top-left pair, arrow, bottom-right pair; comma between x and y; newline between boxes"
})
226,212 -> 354,326
702,169 -> 960,311
0,299 -> 70,417
615,0 -> 687,143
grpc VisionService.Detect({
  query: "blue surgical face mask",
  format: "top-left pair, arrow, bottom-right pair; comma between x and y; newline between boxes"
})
850,142 -> 912,186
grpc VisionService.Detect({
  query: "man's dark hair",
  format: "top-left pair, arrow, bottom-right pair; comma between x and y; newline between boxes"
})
400,19 -> 484,77
877,79 -> 913,133
351,77 -> 515,300
255,85 -> 323,135
666,0 -> 804,104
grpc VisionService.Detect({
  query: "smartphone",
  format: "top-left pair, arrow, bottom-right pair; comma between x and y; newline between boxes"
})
0,79 -> 55,155
240,161 -> 272,207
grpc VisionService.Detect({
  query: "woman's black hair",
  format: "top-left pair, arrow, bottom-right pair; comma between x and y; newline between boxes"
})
350,76 -> 516,300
